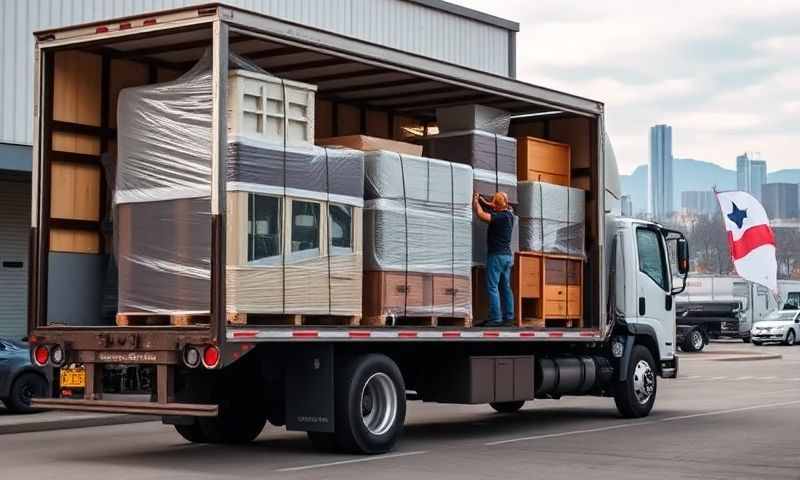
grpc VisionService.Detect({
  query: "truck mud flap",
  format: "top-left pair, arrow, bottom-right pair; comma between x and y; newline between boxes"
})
285,344 -> 335,433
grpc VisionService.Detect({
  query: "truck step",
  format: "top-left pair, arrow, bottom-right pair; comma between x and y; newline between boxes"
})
363,314 -> 472,328
115,313 -> 210,327
226,312 -> 361,327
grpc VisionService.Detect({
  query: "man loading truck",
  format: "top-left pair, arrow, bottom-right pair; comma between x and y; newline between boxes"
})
473,192 -> 515,326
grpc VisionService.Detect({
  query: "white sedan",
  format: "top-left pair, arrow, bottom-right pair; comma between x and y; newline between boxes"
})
751,310 -> 800,346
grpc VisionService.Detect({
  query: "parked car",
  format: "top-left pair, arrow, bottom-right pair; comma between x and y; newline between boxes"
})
0,337 -> 50,413
751,310 -> 800,346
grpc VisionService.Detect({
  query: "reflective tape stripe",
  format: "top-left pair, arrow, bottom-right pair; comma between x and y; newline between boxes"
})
227,329 -> 601,341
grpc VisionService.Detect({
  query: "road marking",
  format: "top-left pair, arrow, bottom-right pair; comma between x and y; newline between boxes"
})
485,397 -> 800,447
709,376 -> 727,380
275,450 -> 428,472
485,422 -> 647,446
760,376 -> 777,380
660,399 -> 800,422
684,375 -> 701,379
735,376 -> 753,380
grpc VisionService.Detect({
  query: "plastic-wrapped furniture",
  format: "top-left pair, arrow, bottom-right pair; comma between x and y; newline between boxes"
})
362,151 -> 473,325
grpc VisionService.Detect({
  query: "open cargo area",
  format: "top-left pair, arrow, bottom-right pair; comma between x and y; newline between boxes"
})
30,4 -> 607,341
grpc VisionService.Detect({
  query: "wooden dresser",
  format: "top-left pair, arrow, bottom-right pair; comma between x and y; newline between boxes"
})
512,252 -> 583,328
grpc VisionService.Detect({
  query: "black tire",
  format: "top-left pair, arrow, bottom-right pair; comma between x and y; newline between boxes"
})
195,402 -> 267,444
307,431 -> 339,452
6,372 -> 48,413
752,340 -> 763,346
174,423 -> 209,443
742,336 -> 751,344
682,328 -> 704,353
173,367 -> 267,444
784,330 -> 796,346
490,401 -> 525,413
614,345 -> 657,418
334,353 -> 406,454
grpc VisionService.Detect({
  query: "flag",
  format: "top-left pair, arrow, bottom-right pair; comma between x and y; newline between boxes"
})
715,191 -> 777,291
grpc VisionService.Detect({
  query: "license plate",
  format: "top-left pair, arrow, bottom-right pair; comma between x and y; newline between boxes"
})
60,366 -> 86,389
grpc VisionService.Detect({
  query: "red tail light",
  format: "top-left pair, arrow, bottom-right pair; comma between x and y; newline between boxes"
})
202,345 -> 220,369
33,345 -> 49,366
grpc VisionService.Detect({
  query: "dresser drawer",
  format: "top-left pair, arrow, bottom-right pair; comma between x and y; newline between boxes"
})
545,284 -> 567,300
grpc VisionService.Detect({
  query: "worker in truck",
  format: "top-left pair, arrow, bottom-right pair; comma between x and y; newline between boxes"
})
473,192 -> 514,327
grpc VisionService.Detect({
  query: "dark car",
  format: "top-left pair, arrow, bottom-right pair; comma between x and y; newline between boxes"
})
0,337 -> 50,413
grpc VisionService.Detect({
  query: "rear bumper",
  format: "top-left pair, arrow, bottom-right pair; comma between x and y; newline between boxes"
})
32,398 -> 218,417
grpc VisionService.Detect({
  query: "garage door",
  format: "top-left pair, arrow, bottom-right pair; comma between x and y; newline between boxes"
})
0,179 -> 30,339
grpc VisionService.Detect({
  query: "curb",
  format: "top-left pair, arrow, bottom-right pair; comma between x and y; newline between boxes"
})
710,354 -> 782,362
0,414 -> 158,435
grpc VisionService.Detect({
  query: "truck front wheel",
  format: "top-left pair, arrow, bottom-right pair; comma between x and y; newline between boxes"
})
334,353 -> 406,454
614,345 -> 657,418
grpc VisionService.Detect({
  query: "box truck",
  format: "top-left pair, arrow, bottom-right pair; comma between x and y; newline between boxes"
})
27,4 -> 688,454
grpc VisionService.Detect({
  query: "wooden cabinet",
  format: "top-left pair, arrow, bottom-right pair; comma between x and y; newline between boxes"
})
516,136 -> 571,187
513,252 -> 583,327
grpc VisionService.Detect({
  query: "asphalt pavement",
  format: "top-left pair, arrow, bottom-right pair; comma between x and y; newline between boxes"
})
2,341 -> 799,480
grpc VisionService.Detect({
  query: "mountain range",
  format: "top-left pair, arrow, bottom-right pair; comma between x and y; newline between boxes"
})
620,158 -> 800,214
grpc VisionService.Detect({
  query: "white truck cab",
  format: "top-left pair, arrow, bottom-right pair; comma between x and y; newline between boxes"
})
611,218 -> 688,377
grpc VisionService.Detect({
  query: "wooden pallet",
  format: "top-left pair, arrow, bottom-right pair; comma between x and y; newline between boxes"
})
363,314 -> 472,328
519,317 -> 580,329
116,312 -> 210,327
227,312 -> 361,327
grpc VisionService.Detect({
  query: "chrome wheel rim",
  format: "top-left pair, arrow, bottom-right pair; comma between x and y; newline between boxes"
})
788,332 -> 795,345
632,360 -> 655,405
360,373 -> 397,436
691,331 -> 704,350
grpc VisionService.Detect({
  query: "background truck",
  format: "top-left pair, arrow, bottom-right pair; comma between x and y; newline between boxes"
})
675,275 -> 800,352
27,4 -> 687,454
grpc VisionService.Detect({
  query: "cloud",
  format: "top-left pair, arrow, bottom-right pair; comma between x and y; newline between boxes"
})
455,1 -> 800,174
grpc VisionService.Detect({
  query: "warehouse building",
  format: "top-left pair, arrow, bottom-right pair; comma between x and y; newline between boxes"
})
0,0 -> 519,338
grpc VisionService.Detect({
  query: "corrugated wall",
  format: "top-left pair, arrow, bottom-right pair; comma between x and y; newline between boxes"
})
0,0 -> 511,147
0,180 -> 30,339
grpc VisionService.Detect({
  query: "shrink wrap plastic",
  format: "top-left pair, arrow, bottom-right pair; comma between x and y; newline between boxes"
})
116,51 -> 364,316
364,151 -> 473,317
419,130 -> 518,264
225,141 -> 365,316
518,181 -> 585,258
115,52 -> 232,314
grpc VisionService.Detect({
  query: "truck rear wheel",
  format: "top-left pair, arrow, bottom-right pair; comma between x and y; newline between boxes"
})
490,401 -> 525,413
614,345 -> 657,418
334,353 -> 406,454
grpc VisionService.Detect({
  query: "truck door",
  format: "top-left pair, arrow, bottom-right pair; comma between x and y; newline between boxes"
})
634,227 -> 674,359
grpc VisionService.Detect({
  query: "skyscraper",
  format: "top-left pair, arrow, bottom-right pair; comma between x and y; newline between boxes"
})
736,153 -> 751,192
649,124 -> 673,218
751,160 -> 767,201
736,153 -> 766,199
681,190 -> 718,217
762,183 -> 799,219
621,195 -> 633,217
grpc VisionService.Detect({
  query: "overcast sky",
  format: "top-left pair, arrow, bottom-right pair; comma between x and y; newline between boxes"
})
456,0 -> 800,174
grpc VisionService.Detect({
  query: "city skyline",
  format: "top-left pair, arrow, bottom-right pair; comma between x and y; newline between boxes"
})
456,0 -> 800,174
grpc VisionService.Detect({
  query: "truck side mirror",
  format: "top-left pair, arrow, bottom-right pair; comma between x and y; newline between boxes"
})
676,238 -> 689,275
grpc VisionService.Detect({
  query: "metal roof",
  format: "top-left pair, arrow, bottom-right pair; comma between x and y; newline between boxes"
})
34,4 -> 601,117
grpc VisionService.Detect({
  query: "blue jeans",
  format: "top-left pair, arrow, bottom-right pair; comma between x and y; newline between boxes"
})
486,254 -> 514,324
